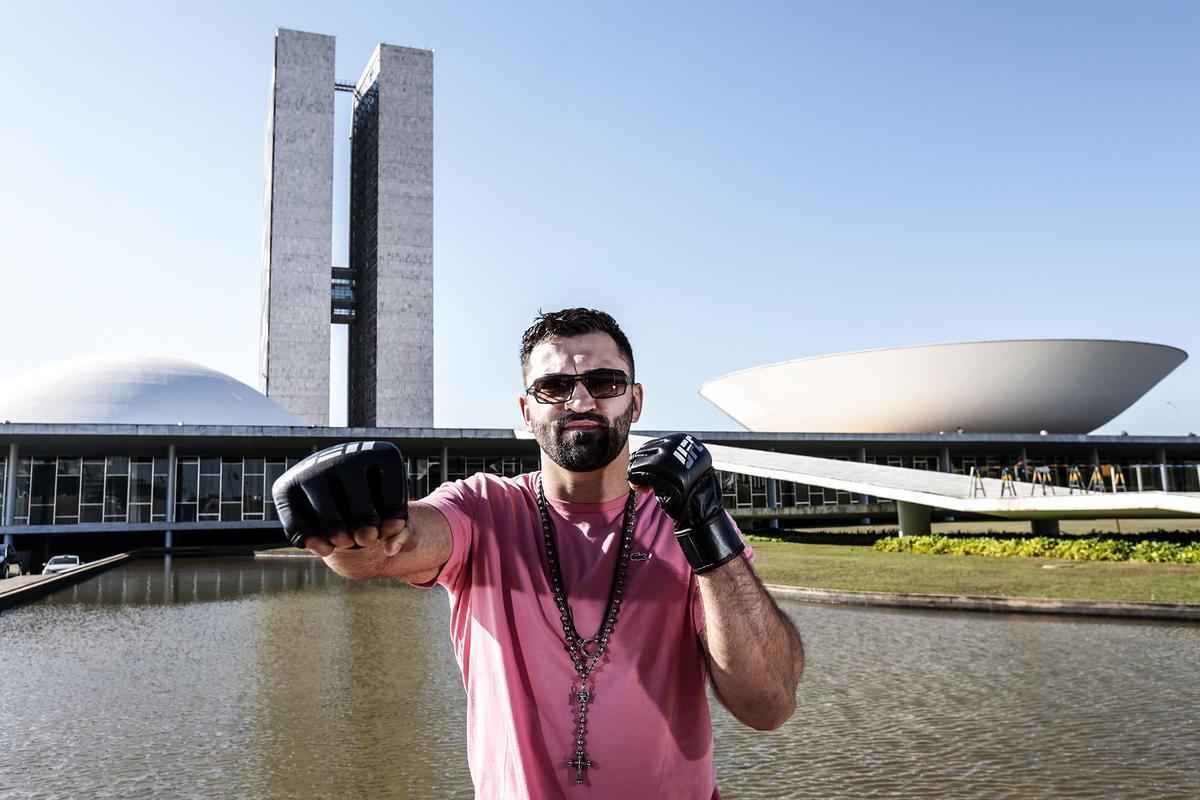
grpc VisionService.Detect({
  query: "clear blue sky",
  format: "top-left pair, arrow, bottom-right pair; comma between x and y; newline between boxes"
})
3,1 -> 1197,433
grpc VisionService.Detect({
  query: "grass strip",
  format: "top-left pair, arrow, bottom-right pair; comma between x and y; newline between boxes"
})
750,541 -> 1200,605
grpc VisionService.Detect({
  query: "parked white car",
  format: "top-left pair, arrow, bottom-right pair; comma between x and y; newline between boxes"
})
42,555 -> 82,575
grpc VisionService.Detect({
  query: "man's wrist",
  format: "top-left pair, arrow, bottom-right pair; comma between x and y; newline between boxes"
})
675,514 -> 745,573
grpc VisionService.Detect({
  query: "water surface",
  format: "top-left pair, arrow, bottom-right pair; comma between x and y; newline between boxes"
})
1,557 -> 1197,799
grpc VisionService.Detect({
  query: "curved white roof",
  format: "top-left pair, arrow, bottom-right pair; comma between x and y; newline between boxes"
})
700,339 -> 1187,434
0,355 -> 303,426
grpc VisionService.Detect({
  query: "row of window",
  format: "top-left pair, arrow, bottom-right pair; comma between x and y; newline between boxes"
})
2,453 -> 1199,525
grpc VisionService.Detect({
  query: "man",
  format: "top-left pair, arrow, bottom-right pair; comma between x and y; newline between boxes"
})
274,308 -> 804,799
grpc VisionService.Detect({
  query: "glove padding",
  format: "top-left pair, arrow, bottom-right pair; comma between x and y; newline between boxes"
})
628,433 -> 745,573
271,441 -> 408,549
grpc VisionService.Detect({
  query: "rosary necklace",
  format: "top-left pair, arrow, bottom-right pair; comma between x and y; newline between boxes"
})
536,477 -> 637,786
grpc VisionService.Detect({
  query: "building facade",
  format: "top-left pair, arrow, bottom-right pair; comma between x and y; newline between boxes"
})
4,424 -> 1199,567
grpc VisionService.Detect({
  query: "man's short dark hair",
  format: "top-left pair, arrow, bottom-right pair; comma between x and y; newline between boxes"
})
520,308 -> 635,380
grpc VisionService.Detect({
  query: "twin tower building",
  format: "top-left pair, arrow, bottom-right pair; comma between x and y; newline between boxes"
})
258,28 -> 433,427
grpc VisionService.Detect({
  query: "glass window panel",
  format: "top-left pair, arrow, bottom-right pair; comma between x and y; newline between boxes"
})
18,458 -> 31,476
200,457 -> 221,476
176,503 -> 197,523
152,475 -> 168,516
15,471 -> 31,517
129,504 -> 151,523
131,462 -> 153,504
80,504 -> 102,523
286,458 -> 300,469
220,502 -> 241,522
106,457 -> 129,476
221,463 -> 243,502
57,457 -> 81,476
30,461 -> 56,506
244,458 -> 265,475
243,475 -> 264,514
82,462 -> 105,504
178,462 -> 199,504
736,475 -> 751,507
30,506 -> 53,525
104,476 -> 128,517
56,475 -> 80,519
199,476 -> 220,515
266,462 -> 285,493
154,457 -> 170,476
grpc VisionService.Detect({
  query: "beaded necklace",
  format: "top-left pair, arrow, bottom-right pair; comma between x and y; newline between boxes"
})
535,477 -> 638,786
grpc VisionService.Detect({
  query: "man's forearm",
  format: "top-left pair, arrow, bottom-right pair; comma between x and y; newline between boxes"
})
698,556 -> 804,730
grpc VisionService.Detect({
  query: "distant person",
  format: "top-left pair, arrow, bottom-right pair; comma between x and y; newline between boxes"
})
272,307 -> 804,799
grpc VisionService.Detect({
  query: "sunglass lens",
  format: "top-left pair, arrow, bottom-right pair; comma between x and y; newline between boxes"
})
583,371 -> 625,399
533,376 -> 575,402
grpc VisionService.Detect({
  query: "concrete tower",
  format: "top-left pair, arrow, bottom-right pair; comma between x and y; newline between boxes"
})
259,29 -> 335,426
259,29 -> 434,428
348,44 -> 434,427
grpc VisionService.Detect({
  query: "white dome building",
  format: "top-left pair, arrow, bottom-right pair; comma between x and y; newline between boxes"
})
0,355 -> 302,426
700,339 -> 1188,435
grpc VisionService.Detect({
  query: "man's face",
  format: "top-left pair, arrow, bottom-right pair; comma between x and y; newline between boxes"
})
519,332 -> 643,473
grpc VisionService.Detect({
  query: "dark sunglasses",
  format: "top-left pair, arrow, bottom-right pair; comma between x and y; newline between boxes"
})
525,368 -> 632,404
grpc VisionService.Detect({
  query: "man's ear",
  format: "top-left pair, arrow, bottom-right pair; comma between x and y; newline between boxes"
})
631,383 -> 643,424
518,394 -> 532,430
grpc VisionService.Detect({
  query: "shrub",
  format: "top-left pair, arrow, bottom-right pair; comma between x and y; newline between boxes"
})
874,535 -> 1200,564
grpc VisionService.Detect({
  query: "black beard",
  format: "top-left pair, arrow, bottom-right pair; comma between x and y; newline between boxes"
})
532,406 -> 634,473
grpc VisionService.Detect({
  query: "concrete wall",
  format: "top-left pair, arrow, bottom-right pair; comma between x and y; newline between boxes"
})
349,44 -> 434,427
259,28 -> 334,426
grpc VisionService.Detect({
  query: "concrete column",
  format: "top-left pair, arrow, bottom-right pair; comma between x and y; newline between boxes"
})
1090,447 -> 1100,466
1157,447 -> 1170,491
858,447 -> 870,504
165,444 -> 177,550
3,442 -> 17,535
441,445 -> 450,486
765,478 -> 780,529
896,501 -> 932,537
1030,518 -> 1060,536
940,447 -> 951,474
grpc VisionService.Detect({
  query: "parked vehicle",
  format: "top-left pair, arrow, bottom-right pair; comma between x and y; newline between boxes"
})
42,555 -> 82,576
0,544 -> 20,578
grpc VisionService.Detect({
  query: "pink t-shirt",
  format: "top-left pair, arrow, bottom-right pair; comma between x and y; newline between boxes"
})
421,471 -> 727,799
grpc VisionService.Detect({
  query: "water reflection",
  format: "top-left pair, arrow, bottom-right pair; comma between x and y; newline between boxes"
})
37,555 -> 337,606
2,558 -> 1198,799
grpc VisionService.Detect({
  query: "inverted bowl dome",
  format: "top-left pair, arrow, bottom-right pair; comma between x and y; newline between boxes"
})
700,340 -> 1187,434
0,355 -> 302,426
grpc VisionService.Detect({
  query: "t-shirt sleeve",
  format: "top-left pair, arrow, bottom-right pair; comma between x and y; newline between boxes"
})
408,477 -> 478,591
690,512 -> 756,636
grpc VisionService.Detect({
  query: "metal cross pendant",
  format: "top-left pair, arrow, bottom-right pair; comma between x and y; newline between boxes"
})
570,684 -> 592,706
566,752 -> 593,784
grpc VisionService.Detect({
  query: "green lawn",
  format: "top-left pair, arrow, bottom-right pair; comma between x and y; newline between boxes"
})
751,541 -> 1200,605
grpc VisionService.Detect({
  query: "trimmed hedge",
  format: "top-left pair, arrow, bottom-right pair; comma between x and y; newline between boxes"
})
874,535 -> 1200,564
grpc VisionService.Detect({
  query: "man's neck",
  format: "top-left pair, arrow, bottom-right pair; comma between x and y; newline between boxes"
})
540,449 -> 631,504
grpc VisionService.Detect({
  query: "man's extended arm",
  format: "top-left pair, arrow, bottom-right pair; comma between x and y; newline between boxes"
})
270,441 -> 452,583
697,556 -> 803,730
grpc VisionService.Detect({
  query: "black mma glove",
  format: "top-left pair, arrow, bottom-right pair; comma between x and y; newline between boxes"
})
628,433 -> 745,573
271,441 -> 408,549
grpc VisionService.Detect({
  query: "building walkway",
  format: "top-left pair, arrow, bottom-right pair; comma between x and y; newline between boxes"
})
628,435 -> 1200,530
